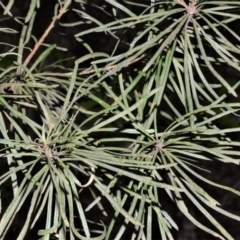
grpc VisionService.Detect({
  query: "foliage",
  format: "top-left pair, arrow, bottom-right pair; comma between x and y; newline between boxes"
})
0,0 -> 240,239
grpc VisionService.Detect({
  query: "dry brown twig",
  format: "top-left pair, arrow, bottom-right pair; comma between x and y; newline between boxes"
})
22,0 -> 72,71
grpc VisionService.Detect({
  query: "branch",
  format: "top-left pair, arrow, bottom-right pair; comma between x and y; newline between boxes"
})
22,0 -> 72,71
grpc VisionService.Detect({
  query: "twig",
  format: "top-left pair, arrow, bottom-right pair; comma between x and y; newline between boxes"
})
22,0 -> 72,71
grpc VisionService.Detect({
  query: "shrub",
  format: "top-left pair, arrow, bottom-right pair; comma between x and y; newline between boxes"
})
0,0 -> 240,239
